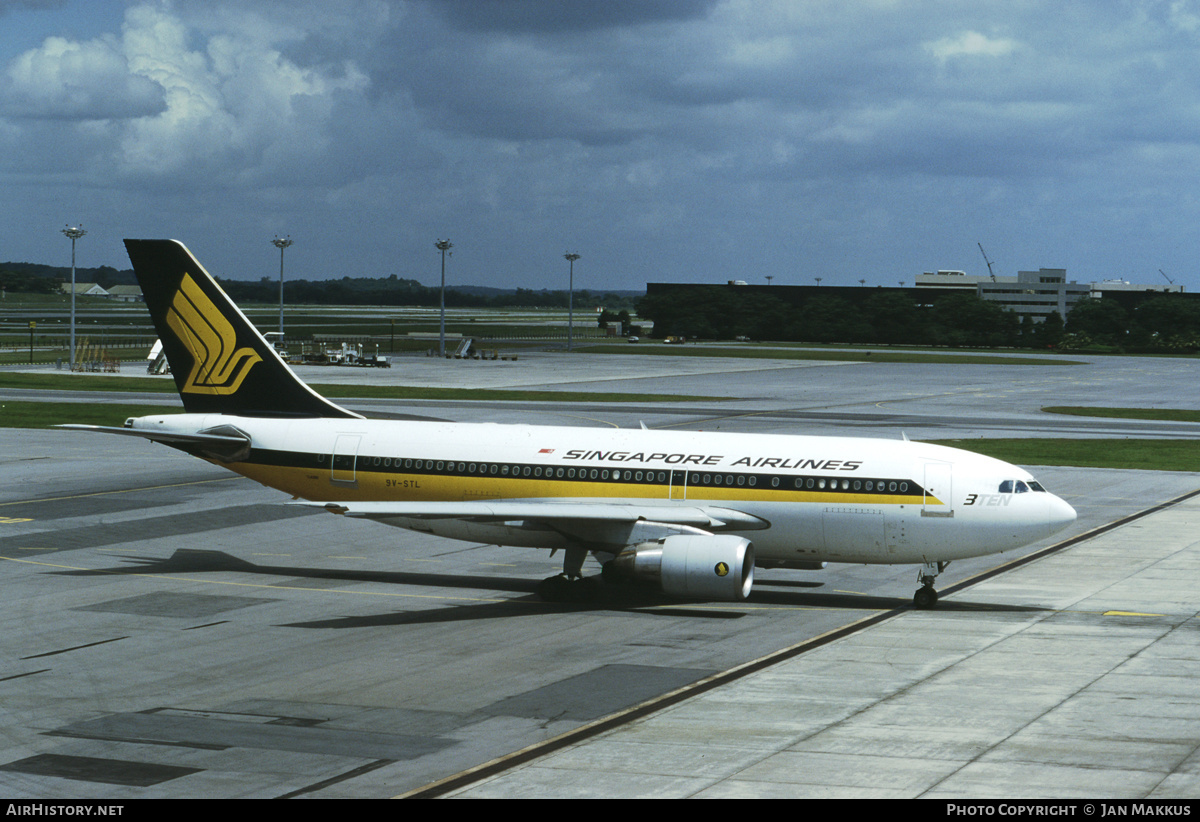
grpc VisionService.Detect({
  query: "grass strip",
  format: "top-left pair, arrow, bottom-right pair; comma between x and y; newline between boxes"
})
927,438 -> 1200,472
9,396 -> 1196,474
0,400 -> 169,429
1043,406 -> 1200,423
0,373 -> 722,403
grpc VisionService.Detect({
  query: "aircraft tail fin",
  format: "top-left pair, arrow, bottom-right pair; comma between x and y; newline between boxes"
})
124,239 -> 360,419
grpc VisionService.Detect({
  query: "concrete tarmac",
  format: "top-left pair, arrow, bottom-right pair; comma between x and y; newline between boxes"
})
3,349 -> 1200,799
448,490 -> 1200,798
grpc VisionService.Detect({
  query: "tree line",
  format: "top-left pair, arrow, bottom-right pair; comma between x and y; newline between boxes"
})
217,275 -> 638,311
0,262 -> 639,311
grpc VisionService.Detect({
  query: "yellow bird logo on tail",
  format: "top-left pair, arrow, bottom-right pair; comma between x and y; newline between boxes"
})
166,273 -> 262,395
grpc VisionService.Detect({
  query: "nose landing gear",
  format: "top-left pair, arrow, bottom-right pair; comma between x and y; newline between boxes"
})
913,561 -> 947,609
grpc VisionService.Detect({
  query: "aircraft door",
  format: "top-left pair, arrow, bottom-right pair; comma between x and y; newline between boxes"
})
669,469 -> 689,500
331,434 -> 362,487
922,462 -> 953,517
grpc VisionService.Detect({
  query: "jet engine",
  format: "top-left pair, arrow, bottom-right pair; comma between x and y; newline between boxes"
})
609,534 -> 755,601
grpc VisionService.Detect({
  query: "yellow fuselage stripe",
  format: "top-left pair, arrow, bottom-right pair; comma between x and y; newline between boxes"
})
227,459 -> 932,506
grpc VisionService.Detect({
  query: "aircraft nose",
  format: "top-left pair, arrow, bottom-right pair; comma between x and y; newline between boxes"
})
1047,494 -> 1077,534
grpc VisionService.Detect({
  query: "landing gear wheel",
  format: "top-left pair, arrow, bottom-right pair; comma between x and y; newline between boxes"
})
912,561 -> 946,609
913,586 -> 939,609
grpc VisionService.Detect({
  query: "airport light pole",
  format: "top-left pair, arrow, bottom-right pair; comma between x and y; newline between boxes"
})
436,239 -> 452,356
61,225 -> 86,367
272,235 -> 293,339
564,252 -> 580,352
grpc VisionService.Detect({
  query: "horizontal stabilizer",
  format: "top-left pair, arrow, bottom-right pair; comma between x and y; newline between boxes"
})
57,423 -> 251,462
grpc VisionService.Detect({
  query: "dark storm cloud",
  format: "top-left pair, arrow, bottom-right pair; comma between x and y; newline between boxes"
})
0,0 -> 67,14
421,0 -> 720,34
8,1 -> 1200,293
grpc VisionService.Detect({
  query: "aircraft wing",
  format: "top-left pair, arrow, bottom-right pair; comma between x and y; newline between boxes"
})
298,499 -> 769,545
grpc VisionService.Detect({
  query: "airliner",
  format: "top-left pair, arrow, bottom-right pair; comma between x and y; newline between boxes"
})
64,239 -> 1077,609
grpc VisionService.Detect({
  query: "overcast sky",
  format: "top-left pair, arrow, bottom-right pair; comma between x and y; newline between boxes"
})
2,0 -> 1200,292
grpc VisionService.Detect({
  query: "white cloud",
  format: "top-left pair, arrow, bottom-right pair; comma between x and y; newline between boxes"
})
0,2 -> 375,185
1169,0 -> 1200,32
925,30 -> 1019,63
114,4 -> 369,179
0,33 -> 164,119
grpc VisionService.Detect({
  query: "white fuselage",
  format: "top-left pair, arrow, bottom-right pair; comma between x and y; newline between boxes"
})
129,412 -> 1078,567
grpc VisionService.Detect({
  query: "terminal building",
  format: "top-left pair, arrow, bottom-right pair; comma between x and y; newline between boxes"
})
647,267 -> 1191,331
916,268 -> 1182,323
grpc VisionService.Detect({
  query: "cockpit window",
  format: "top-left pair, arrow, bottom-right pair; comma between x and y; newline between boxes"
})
999,480 -> 1014,493
1014,480 -> 1029,493
1028,481 -> 1047,492
1000,479 -> 1042,494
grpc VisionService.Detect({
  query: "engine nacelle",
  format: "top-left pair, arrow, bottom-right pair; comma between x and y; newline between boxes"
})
611,534 -> 755,601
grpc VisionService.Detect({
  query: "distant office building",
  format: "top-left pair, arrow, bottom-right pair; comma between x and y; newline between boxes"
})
649,267 -> 1194,332
1090,279 -> 1184,298
915,270 -> 1017,290
918,268 -> 1088,321
977,269 -> 1090,323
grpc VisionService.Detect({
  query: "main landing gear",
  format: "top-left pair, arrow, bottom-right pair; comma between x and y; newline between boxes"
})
536,546 -> 599,603
913,561 -> 947,609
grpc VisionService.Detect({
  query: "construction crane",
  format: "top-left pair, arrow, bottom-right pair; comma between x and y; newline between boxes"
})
1159,268 -> 1175,285
978,243 -> 997,281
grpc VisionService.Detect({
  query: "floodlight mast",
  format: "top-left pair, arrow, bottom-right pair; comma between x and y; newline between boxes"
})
436,240 -> 453,357
564,252 -> 580,352
272,236 -> 293,337
61,225 -> 86,367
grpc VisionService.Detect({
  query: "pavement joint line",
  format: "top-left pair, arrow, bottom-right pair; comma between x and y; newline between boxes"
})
0,476 -> 241,507
397,607 -> 905,798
